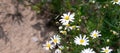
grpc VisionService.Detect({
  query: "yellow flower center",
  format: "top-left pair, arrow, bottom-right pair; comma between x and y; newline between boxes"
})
66,24 -> 70,27
104,49 -> 109,53
72,26 -> 76,29
53,39 -> 58,43
80,39 -> 85,43
60,31 -> 67,35
93,33 -> 97,38
64,15 -> 69,20
47,43 -> 51,48
114,0 -> 118,2
63,31 -> 67,35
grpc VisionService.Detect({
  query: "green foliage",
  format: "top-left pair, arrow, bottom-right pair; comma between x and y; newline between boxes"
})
117,47 -> 120,53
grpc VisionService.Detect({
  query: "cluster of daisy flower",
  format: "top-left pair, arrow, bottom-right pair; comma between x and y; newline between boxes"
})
74,31 -> 112,53
59,12 -> 113,53
59,12 -> 80,35
43,12 -> 113,53
80,46 -> 112,53
43,35 -> 64,53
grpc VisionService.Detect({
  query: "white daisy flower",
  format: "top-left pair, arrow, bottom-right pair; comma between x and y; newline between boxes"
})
81,48 -> 96,53
51,35 -> 61,45
69,25 -> 80,30
64,24 -> 70,31
90,30 -> 101,39
101,46 -> 113,53
55,49 -> 61,53
59,12 -> 75,25
112,0 -> 120,5
43,41 -> 54,50
64,25 -> 80,31
74,34 -> 89,46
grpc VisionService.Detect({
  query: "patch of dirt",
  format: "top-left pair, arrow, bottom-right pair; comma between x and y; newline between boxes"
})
0,0 -> 56,53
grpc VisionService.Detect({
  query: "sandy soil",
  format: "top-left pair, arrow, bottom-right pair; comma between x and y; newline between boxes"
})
0,0 -> 56,53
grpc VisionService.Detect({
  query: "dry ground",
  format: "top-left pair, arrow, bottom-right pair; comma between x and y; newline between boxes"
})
0,0 -> 56,53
